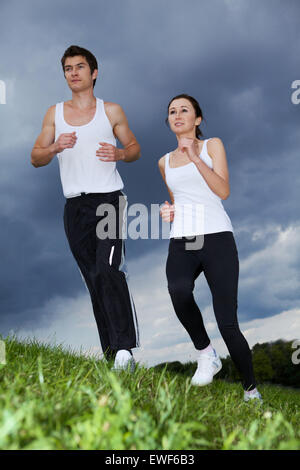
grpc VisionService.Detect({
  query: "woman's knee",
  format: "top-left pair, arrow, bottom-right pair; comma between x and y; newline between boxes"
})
218,321 -> 241,341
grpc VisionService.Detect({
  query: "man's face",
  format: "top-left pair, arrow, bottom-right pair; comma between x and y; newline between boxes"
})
63,55 -> 98,91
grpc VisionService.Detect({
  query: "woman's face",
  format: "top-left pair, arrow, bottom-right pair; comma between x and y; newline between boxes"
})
168,98 -> 201,136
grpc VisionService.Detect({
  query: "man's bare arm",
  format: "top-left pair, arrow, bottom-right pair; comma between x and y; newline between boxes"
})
31,106 -> 77,168
97,103 -> 141,163
31,106 -> 57,167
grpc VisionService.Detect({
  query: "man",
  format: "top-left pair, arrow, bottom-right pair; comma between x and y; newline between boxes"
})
31,45 -> 140,371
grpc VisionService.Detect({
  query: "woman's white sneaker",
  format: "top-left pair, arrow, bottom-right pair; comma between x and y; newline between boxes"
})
191,349 -> 222,386
112,350 -> 135,373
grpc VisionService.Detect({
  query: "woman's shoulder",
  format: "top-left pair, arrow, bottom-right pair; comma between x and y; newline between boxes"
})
206,137 -> 224,148
206,138 -> 227,166
158,153 -> 168,169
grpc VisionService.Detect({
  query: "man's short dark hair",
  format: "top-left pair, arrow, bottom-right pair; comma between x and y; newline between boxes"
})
61,45 -> 98,88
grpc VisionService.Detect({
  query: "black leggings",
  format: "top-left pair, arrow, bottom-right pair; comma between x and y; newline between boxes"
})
166,231 -> 256,391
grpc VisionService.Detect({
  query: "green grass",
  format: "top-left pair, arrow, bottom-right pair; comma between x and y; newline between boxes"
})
0,336 -> 299,450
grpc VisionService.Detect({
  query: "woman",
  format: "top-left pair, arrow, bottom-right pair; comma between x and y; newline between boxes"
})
158,94 -> 262,403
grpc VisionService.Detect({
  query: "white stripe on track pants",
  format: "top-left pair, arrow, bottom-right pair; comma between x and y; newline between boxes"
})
63,190 -> 139,358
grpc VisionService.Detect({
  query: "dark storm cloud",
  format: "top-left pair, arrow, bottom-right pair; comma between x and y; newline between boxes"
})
0,0 -> 299,337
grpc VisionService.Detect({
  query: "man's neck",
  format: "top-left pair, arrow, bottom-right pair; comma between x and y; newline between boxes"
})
70,89 -> 96,109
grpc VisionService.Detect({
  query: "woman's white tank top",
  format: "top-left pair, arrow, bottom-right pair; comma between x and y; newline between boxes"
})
165,138 -> 233,237
55,97 -> 124,198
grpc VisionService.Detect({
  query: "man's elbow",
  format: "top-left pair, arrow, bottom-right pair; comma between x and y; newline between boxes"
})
31,160 -> 40,168
31,150 -> 44,168
135,144 -> 141,160
31,153 -> 38,167
131,145 -> 141,162
31,152 -> 39,168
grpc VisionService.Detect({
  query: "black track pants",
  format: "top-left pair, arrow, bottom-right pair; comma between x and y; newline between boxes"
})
63,190 -> 139,358
166,231 -> 256,391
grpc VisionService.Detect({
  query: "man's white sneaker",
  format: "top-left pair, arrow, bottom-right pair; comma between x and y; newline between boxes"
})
244,389 -> 263,403
191,350 -> 222,386
112,350 -> 135,373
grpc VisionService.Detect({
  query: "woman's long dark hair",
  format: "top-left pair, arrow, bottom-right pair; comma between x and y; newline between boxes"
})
165,94 -> 206,139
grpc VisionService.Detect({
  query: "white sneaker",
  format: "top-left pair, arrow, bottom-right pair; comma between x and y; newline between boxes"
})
244,389 -> 263,403
112,350 -> 135,373
191,349 -> 222,386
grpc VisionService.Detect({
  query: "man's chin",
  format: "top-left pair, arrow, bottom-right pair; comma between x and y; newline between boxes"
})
69,84 -> 86,92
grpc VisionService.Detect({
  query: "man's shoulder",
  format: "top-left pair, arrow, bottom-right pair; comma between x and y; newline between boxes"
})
42,104 -> 57,125
103,101 -> 123,113
103,101 -> 126,127
47,104 -> 57,113
49,99 -> 67,109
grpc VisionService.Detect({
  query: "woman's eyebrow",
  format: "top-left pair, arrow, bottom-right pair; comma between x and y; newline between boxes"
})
169,106 -> 190,111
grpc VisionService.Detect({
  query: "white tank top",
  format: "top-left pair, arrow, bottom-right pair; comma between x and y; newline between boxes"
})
55,97 -> 124,198
165,138 -> 233,237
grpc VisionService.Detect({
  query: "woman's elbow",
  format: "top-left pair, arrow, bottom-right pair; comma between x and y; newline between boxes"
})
221,185 -> 230,200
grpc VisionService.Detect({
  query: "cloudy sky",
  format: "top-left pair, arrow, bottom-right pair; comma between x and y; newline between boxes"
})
0,0 -> 299,367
